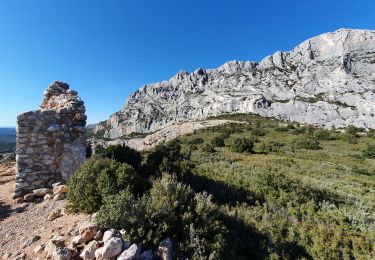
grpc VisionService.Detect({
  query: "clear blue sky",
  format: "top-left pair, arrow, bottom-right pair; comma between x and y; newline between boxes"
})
0,0 -> 374,127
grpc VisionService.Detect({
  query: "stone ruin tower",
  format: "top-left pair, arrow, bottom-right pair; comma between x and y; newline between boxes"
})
13,81 -> 87,198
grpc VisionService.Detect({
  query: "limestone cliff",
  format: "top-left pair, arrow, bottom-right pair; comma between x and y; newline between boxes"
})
96,29 -> 375,139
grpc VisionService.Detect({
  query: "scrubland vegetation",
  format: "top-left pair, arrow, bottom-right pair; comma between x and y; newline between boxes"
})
0,128 -> 16,153
68,114 -> 375,259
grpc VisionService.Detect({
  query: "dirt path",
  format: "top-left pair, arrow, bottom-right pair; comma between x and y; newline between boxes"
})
0,163 -> 90,259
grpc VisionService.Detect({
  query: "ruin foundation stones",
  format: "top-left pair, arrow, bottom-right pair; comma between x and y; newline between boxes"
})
13,81 -> 87,198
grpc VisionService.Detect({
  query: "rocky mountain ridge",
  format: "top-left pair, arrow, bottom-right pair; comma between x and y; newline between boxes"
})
96,28 -> 375,139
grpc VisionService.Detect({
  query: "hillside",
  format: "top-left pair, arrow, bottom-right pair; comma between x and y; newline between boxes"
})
67,114 -> 375,259
0,128 -> 16,153
1,114 -> 374,258
171,114 -> 375,258
96,28 -> 375,139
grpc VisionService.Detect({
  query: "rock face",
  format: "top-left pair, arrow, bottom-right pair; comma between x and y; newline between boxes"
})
14,81 -> 86,198
96,29 -> 375,139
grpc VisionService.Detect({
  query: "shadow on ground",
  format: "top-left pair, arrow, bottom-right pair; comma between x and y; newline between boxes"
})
185,174 -> 256,205
0,201 -> 12,219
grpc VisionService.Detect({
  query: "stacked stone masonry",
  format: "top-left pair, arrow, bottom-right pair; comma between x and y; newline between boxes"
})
14,81 -> 86,198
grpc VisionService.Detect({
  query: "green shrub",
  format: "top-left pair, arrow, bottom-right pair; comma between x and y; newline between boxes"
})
100,145 -> 142,170
94,144 -> 105,154
287,124 -> 295,129
211,136 -> 225,147
313,130 -> 331,140
69,113 -> 375,259
189,144 -> 198,151
143,140 -> 193,180
341,134 -> 358,144
187,137 -> 204,145
367,130 -> 375,138
251,122 -> 266,136
231,138 -> 254,153
219,131 -> 231,139
202,143 -> 216,153
292,136 -> 320,150
362,144 -> 375,158
351,165 -> 375,176
96,189 -> 141,230
67,157 -> 137,213
259,141 -> 284,153
275,127 -> 289,132
251,167 -> 333,206
97,174 -> 226,259
292,127 -> 307,135
305,126 -> 316,136
346,125 -> 360,136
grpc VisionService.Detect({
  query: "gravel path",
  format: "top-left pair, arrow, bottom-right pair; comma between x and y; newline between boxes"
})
0,163 -> 90,259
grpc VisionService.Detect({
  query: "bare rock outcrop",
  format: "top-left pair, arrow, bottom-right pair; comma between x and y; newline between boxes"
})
92,119 -> 240,151
13,81 -> 86,198
96,29 -> 375,139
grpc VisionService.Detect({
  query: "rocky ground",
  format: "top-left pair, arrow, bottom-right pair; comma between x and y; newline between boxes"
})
0,164 -> 172,260
0,163 -> 90,259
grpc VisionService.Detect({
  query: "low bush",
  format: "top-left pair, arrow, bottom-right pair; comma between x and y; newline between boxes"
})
292,136 -> 320,150
346,125 -> 361,136
68,113 -> 375,259
67,157 -> 137,213
100,145 -> 142,170
211,136 -> 225,147
97,174 -> 226,259
143,140 -> 194,180
187,137 -> 204,145
202,143 -> 216,153
207,123 -> 245,135
259,141 -> 284,153
362,144 -> 375,158
367,130 -> 375,138
341,134 -> 358,144
305,126 -> 316,136
292,127 -> 307,135
189,144 -> 198,151
251,122 -> 266,136
219,131 -> 231,139
231,138 -> 254,153
250,167 -> 334,206
313,130 -> 331,140
275,127 -> 289,132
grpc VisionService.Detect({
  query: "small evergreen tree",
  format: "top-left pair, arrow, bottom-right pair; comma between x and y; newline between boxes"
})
231,138 -> 254,153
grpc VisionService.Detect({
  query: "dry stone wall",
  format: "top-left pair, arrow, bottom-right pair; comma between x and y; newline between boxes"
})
13,81 -> 86,198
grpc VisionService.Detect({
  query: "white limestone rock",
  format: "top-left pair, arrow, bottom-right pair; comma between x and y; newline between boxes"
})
95,29 -> 375,140
32,188 -> 52,197
80,240 -> 99,260
116,243 -> 141,260
97,237 -> 123,259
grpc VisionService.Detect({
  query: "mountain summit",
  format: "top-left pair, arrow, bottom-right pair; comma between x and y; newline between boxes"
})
96,29 -> 375,139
